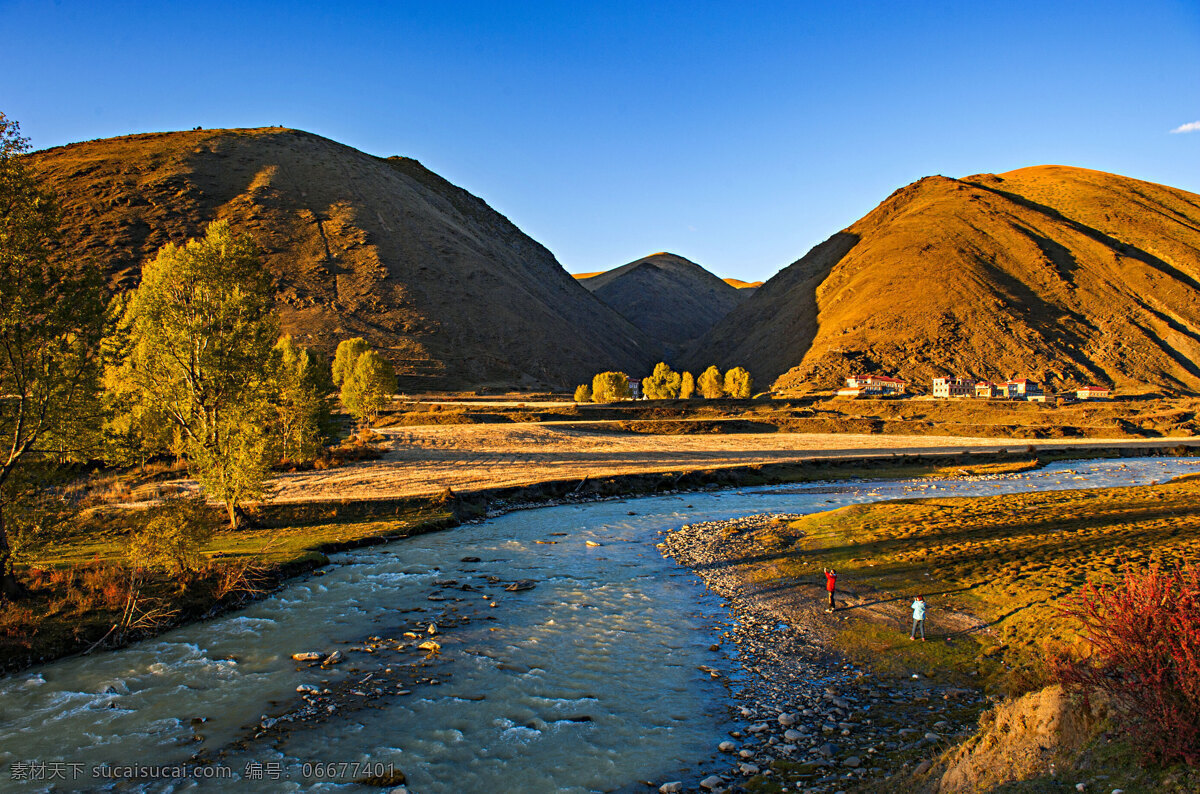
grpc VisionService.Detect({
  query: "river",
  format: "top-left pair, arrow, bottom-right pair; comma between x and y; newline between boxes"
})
0,456 -> 1195,792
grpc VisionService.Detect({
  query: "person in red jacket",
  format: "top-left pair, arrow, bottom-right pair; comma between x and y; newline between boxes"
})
824,568 -> 837,612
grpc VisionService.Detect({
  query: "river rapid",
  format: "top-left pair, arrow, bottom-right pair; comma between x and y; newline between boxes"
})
1,456 -> 1196,793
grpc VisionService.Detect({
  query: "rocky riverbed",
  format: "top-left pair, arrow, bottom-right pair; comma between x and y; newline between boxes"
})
658,514 -> 991,794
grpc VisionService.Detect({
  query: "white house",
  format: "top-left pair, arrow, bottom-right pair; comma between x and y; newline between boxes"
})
1076,386 -> 1111,400
844,375 -> 908,396
932,377 -> 973,398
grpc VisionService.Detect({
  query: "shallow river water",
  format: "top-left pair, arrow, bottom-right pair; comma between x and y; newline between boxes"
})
1,456 -> 1197,792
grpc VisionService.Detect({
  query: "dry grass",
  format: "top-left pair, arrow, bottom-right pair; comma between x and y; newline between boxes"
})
740,478 -> 1200,692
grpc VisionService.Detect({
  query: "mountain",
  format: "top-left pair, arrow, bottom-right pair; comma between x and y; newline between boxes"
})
689,166 -> 1200,395
28,127 -> 654,389
723,278 -> 763,296
576,253 -> 747,359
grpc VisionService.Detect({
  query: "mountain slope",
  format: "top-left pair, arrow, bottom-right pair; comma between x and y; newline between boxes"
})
578,252 -> 746,358
29,127 -> 654,389
690,166 -> 1200,394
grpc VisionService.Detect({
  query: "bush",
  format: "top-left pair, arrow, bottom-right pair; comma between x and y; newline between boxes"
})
574,383 -> 592,403
724,366 -> 753,399
1052,562 -> 1200,766
697,365 -> 724,399
126,497 -> 214,580
591,372 -> 632,403
680,371 -> 695,399
643,362 -> 682,400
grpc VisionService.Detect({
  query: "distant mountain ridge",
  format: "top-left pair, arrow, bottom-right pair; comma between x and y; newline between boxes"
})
690,165 -> 1200,395
577,252 -> 748,359
28,127 -> 656,389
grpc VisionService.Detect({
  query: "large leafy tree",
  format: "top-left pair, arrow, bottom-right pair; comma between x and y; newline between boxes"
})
107,221 -> 278,528
591,371 -> 632,403
341,349 -> 396,427
272,335 -> 333,463
697,365 -> 725,399
724,366 -> 753,399
643,362 -> 682,400
332,337 -> 370,386
0,113 -> 104,597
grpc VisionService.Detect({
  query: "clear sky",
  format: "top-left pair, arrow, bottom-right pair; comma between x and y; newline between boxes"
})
4,0 -> 1199,282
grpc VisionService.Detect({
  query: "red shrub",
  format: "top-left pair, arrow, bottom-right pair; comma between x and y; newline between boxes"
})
1052,562 -> 1200,766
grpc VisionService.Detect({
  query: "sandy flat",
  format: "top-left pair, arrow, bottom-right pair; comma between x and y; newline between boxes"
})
266,423 -> 1194,503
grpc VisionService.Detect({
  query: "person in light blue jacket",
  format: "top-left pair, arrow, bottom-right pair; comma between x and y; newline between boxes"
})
910,595 -> 927,641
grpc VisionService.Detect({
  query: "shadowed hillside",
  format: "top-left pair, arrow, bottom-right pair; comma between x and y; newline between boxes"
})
29,127 -> 654,389
578,252 -> 747,359
690,166 -> 1200,395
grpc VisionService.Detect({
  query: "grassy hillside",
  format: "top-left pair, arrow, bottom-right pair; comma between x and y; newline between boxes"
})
578,252 -> 747,358
692,166 -> 1200,395
28,127 -> 655,389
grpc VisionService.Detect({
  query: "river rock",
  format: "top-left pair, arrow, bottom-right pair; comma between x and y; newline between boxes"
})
844,755 -> 861,768
817,742 -> 837,758
427,624 -> 438,635
295,684 -> 320,693
784,729 -> 803,741
323,651 -> 343,665
738,749 -> 753,759
659,784 -> 683,794
291,652 -> 322,662
585,541 -> 602,547
699,776 -> 723,790
718,741 -> 736,752
505,580 -> 537,592
778,712 -> 796,726
460,556 -> 482,562
738,763 -> 759,775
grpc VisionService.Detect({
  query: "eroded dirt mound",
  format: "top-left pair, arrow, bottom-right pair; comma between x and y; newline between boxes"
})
691,166 -> 1200,395
579,252 -> 747,359
931,684 -> 1108,792
29,127 -> 654,389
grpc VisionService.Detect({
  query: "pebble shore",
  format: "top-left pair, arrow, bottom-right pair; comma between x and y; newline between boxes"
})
657,513 -> 988,793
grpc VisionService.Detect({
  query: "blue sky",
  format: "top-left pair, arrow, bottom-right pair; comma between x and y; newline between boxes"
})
5,0 -> 1199,282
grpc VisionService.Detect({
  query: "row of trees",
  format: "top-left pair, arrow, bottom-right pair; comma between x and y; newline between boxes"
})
574,363 -> 753,404
0,113 -> 398,593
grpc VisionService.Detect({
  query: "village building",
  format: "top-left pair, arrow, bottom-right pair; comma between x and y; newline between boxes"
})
844,375 -> 908,395
932,376 -> 973,398
1006,378 -> 1041,396
627,376 -> 642,400
1076,385 -> 1111,400
839,375 -> 908,398
974,381 -> 1009,398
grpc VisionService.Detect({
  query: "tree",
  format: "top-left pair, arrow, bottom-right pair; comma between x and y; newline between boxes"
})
642,362 -> 682,400
680,371 -> 695,400
107,221 -> 278,529
591,372 -> 632,403
573,383 -> 592,403
126,496 -> 214,581
271,335 -> 333,463
332,337 -> 370,386
698,366 -> 725,399
341,349 -> 396,426
724,367 -> 753,399
0,113 -> 104,597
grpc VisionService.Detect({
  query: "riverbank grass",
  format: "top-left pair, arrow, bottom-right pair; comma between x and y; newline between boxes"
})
744,477 -> 1200,690
1,505 -> 453,672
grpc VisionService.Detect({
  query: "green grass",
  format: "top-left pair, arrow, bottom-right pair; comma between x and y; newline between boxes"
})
1,503 -> 453,672
740,478 -> 1200,691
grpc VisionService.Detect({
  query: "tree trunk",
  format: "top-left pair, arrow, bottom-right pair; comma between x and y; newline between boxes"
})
225,499 -> 240,530
0,506 -> 26,600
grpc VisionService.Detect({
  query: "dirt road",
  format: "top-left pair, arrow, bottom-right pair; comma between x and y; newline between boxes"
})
267,423 -> 1197,503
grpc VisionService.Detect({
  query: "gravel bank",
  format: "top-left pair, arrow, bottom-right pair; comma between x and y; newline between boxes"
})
658,514 -> 990,793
